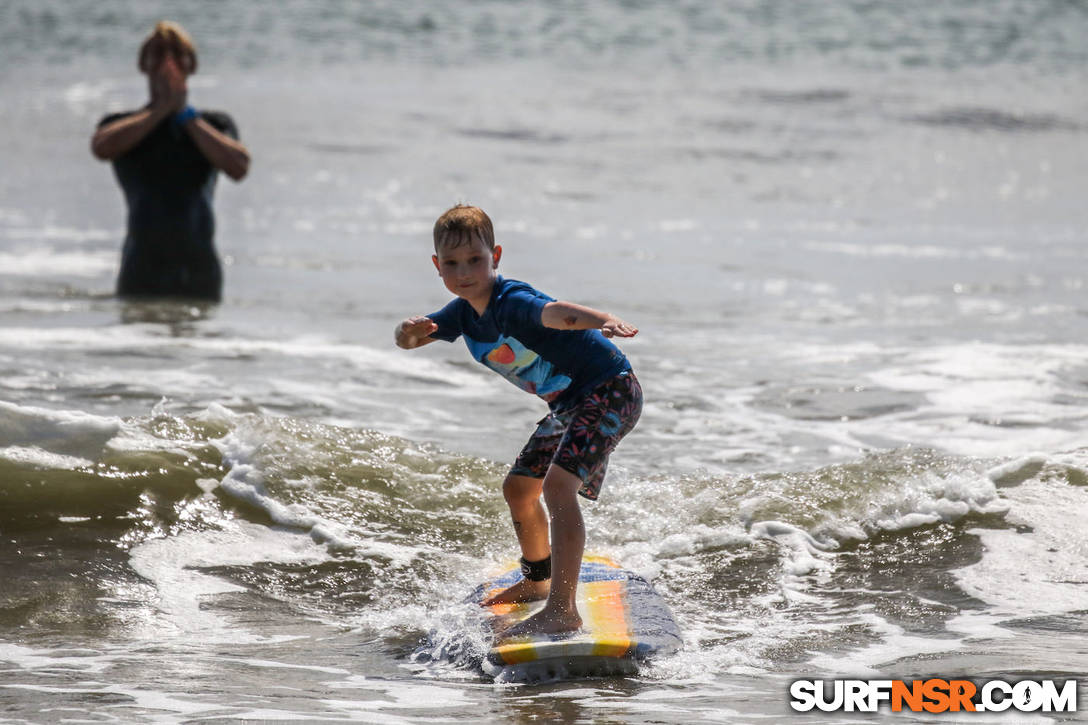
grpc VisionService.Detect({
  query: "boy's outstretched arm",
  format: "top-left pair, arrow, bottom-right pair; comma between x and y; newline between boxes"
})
395,316 -> 439,349
541,301 -> 638,338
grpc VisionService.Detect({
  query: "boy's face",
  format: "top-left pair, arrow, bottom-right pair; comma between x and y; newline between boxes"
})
432,236 -> 502,309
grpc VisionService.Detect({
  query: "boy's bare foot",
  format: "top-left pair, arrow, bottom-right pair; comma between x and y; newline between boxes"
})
481,577 -> 549,606
500,607 -> 582,638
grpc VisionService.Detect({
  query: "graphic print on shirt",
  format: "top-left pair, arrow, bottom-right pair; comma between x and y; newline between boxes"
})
464,334 -> 571,402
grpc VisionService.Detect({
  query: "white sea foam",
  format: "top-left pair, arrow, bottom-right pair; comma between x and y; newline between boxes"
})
803,240 -> 1019,261
805,609 -> 969,677
0,325 -> 486,390
986,453 -> 1049,485
322,681 -> 474,713
652,523 -> 751,559
564,685 -> 752,721
210,427 -> 424,564
750,520 -> 834,579
62,79 -> 116,114
0,400 -> 121,457
0,299 -> 81,314
5,226 -> 114,243
954,459 -> 1088,617
215,458 -> 359,554
770,342 -> 1088,461
2,681 -> 220,721
224,657 -> 350,675
0,247 -> 114,277
867,470 -> 1007,533
0,445 -> 92,469
0,643 -> 115,675
128,520 -> 328,642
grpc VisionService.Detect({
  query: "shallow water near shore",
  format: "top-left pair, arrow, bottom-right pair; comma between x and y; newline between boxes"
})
2,1 -> 1088,722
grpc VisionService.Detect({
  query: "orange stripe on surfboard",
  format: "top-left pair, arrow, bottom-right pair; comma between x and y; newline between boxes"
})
582,579 -> 632,657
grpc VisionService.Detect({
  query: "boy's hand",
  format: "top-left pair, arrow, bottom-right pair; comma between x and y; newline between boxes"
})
601,315 -> 638,338
396,316 -> 438,349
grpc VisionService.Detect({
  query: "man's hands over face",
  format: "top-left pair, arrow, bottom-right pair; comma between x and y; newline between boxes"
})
151,54 -> 188,114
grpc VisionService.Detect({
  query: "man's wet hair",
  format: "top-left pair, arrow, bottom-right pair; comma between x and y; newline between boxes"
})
138,20 -> 198,75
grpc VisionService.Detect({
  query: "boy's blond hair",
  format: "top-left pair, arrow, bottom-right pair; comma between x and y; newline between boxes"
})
138,21 -> 198,75
433,205 -> 495,252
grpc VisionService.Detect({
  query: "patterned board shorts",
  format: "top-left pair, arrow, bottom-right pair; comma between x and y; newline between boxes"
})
509,370 -> 643,501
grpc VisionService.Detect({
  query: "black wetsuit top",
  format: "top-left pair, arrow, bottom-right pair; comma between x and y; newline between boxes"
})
99,109 -> 238,300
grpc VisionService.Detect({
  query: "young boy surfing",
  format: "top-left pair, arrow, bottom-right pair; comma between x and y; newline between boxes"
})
395,205 -> 641,636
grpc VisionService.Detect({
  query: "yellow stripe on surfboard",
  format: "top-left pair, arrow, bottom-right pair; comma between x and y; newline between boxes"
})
583,578 -> 632,657
487,556 -> 634,665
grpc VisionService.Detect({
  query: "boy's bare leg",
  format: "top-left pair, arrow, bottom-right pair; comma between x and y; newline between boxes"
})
481,473 -> 550,606
501,465 -> 585,636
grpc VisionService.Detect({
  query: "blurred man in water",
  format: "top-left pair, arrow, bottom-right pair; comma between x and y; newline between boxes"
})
92,21 -> 250,301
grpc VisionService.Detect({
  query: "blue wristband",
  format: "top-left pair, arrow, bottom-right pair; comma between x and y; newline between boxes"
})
172,105 -> 198,127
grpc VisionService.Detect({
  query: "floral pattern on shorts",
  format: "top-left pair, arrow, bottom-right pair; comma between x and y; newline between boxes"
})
509,371 -> 642,501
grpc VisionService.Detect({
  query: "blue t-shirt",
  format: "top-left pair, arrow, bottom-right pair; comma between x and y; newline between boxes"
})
427,276 -> 630,410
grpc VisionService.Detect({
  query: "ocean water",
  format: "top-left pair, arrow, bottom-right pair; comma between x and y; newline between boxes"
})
2,0 -> 1088,721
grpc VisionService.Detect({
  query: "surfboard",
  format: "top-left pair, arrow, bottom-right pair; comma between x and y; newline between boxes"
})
472,555 -> 682,682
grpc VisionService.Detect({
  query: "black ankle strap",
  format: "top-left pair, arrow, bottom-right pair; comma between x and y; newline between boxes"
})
520,555 -> 551,581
